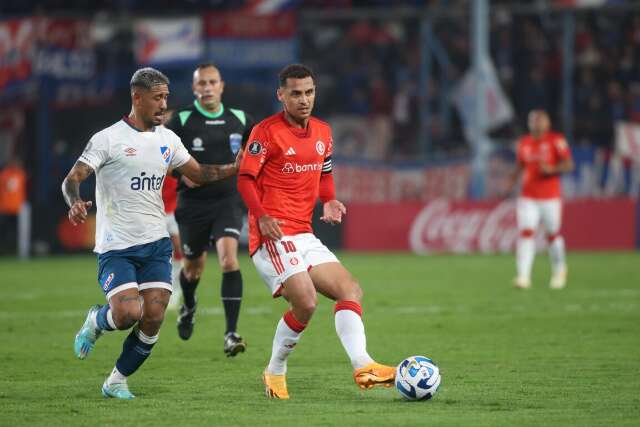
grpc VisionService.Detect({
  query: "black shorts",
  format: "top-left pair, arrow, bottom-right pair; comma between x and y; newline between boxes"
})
175,195 -> 244,260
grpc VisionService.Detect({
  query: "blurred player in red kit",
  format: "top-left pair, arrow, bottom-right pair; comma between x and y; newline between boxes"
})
161,109 -> 184,309
237,64 -> 396,399
162,173 -> 183,308
509,110 -> 574,289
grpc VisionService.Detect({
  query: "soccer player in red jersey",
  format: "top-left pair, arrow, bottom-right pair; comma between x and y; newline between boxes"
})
237,64 -> 396,399
509,110 -> 574,289
161,173 -> 183,308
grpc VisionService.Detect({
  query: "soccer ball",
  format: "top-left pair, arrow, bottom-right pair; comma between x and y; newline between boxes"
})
395,356 -> 441,400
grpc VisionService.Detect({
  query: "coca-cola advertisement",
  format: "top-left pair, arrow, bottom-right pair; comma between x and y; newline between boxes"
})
343,198 -> 637,253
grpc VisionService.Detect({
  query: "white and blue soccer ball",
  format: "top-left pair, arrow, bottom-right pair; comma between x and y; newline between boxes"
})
395,355 -> 441,401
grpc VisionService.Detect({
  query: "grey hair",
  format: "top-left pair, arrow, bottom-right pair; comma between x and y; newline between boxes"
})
130,67 -> 170,90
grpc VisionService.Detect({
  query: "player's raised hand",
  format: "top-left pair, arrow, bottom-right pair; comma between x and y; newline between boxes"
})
259,215 -> 284,240
321,200 -> 346,225
68,200 -> 93,226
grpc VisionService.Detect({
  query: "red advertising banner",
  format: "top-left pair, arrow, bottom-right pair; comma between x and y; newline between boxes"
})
204,12 -> 296,38
344,198 -> 636,253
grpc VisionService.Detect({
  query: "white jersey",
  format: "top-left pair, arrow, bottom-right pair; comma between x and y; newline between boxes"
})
78,119 -> 191,254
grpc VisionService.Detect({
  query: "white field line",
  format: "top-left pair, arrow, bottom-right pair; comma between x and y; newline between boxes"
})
0,302 -> 638,319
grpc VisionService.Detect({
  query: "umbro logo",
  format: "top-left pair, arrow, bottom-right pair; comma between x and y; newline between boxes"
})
285,147 -> 296,156
124,147 -> 137,156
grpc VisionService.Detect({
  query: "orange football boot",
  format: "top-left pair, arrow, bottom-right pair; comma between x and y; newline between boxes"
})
353,362 -> 396,389
263,370 -> 290,399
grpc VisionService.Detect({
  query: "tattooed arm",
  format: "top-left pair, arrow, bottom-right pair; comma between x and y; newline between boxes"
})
175,150 -> 243,185
61,161 -> 94,226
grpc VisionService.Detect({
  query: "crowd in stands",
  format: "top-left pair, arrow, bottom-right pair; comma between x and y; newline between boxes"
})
0,0 -> 433,14
3,1 -> 638,160
301,5 -> 640,159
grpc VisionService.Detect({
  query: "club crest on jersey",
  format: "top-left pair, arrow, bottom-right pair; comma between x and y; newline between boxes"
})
229,133 -> 242,155
248,141 -> 262,155
160,146 -> 171,164
192,137 -> 204,152
316,140 -> 325,155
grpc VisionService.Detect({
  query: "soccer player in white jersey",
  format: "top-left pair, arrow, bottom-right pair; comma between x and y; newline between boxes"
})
61,68 -> 242,399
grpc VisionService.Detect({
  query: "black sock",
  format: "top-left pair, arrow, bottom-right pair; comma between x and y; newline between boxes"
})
221,270 -> 243,335
180,269 -> 199,309
115,327 -> 157,376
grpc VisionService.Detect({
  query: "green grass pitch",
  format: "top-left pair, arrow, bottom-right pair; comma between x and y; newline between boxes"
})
1,252 -> 639,426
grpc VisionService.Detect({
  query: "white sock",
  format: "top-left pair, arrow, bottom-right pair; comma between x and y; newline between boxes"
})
106,366 -> 127,385
107,310 -> 116,330
516,237 -> 535,281
90,306 -> 116,331
266,316 -> 303,375
335,308 -> 374,369
171,261 -> 182,293
136,327 -> 159,345
548,236 -> 566,274
89,310 -> 99,330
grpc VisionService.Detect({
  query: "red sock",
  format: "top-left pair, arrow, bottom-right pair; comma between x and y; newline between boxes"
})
334,300 -> 362,316
283,310 -> 307,333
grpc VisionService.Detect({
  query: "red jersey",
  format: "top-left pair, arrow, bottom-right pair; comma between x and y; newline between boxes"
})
239,112 -> 333,254
516,131 -> 571,199
162,174 -> 178,213
0,165 -> 26,215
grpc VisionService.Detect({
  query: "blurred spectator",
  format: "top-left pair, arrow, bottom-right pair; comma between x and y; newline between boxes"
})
0,156 -> 26,216
608,82 -> 627,123
629,83 -> 640,123
0,156 -> 27,254
391,81 -> 419,159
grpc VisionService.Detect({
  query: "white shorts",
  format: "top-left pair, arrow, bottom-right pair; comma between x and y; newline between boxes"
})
252,233 -> 339,297
517,197 -> 562,235
165,212 -> 179,236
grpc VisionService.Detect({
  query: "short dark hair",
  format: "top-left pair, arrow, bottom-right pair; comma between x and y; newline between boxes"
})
130,67 -> 169,90
196,62 -> 218,71
278,64 -> 315,87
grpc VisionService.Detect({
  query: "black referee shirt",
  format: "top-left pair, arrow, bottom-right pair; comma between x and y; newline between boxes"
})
165,100 -> 254,201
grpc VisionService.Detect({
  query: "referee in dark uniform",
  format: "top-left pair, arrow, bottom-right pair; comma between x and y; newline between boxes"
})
165,63 -> 254,357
